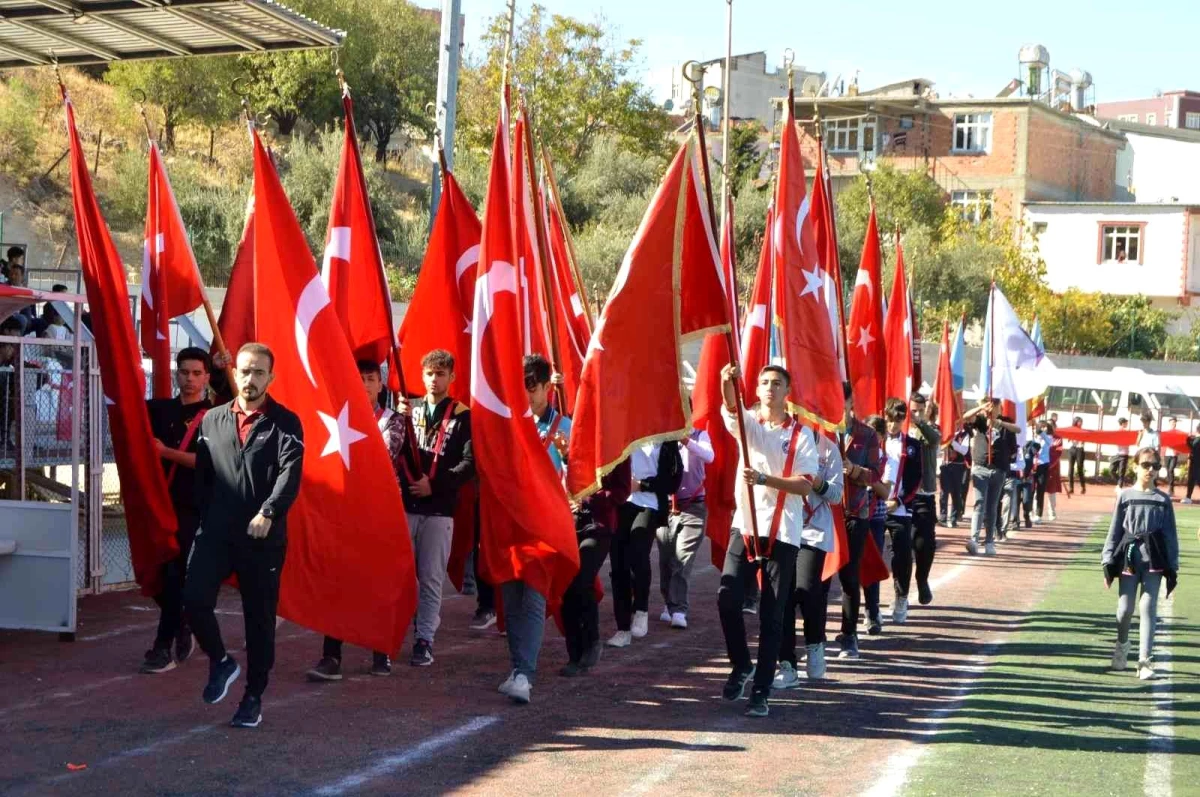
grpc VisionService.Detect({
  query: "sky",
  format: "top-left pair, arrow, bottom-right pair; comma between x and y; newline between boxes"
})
442,0 -> 1199,104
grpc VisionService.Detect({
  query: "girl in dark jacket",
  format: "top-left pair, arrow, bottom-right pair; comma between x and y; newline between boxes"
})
1102,446 -> 1179,680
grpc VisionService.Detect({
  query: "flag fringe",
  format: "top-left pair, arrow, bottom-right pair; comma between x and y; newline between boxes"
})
569,426 -> 693,503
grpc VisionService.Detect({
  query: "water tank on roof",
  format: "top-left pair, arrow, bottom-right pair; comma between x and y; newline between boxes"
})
1019,44 -> 1050,97
1068,68 -> 1093,111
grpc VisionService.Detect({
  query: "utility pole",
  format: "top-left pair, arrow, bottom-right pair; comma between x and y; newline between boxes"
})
429,0 -> 463,223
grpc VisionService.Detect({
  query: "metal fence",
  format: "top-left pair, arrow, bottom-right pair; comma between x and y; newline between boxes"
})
0,334 -> 133,596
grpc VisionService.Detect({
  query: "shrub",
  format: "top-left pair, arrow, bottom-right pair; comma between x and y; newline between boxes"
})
0,77 -> 41,180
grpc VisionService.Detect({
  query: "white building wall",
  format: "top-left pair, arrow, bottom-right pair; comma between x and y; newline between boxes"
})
655,53 -> 822,129
1123,132 -> 1200,203
1190,214 -> 1200,294
1025,204 -> 1190,298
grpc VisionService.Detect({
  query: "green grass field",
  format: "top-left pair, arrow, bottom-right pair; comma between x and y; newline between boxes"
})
903,508 -> 1200,796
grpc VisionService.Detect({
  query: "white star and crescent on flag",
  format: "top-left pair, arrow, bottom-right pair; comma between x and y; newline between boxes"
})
318,402 -> 368,469
855,325 -> 875,354
799,266 -> 824,299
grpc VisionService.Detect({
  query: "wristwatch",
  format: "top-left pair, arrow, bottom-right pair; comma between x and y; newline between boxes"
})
756,472 -> 767,486
260,505 -> 276,520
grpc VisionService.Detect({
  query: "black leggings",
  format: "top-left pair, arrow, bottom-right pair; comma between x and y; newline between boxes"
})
609,504 -> 661,630
562,532 -> 611,662
911,495 -> 937,590
837,518 -> 870,636
152,515 -> 199,651
1067,447 -> 1086,493
886,514 -> 914,599
780,545 -> 828,664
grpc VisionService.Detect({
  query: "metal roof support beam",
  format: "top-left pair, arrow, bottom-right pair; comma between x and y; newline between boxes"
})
162,7 -> 265,51
88,13 -> 193,56
0,1 -> 234,20
0,40 -> 50,64
6,18 -> 120,60
247,0 -> 340,47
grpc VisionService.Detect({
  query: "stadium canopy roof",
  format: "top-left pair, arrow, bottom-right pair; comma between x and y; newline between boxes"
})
0,0 -> 343,71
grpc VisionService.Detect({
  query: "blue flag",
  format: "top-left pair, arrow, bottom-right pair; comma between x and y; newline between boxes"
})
950,315 -> 965,392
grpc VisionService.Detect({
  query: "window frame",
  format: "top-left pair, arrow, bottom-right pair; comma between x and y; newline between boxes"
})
1146,112 -> 1157,126
950,189 -> 994,223
1186,112 -> 1200,130
1095,221 -> 1147,265
823,116 -> 878,155
951,112 -> 993,154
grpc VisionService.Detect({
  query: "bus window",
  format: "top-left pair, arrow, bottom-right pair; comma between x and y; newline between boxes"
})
1129,392 -> 1144,410
1152,393 -> 1199,413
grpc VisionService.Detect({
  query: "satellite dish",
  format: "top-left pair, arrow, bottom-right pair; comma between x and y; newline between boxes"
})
704,85 -> 723,107
664,98 -> 674,112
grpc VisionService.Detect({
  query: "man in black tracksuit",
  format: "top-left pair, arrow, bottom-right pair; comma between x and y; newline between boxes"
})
139,347 -> 213,675
184,343 -> 303,729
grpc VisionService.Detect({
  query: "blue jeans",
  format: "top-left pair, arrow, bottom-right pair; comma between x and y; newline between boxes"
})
501,580 -> 546,683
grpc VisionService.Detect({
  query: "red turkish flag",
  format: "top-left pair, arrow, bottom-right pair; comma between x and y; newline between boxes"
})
740,203 -> 772,405
771,90 -> 843,431
249,127 -> 417,654
694,194 -> 741,569
322,92 -> 400,391
540,174 -> 588,415
512,110 -> 553,360
884,239 -> 914,409
847,206 -> 885,416
140,143 -> 205,399
810,147 -> 846,382
567,136 -> 728,499
216,193 -> 256,355
932,320 -> 961,445
471,111 -> 579,601
397,169 -> 480,403
64,93 -> 177,595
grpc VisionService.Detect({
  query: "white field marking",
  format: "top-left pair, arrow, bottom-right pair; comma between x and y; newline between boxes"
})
1144,596 -> 1174,797
0,675 -> 134,719
79,622 -> 159,642
311,715 -> 500,796
622,719 -> 740,797
125,605 -> 155,612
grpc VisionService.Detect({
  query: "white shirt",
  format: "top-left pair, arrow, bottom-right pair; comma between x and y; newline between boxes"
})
1137,430 -> 1160,453
629,442 -> 663,511
883,435 -> 909,517
722,406 -> 819,549
801,434 -> 844,553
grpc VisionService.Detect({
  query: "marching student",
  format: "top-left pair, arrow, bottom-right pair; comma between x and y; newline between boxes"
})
834,383 -> 883,658
1185,421 -> 1200,505
1112,417 -> 1131,490
1031,420 -> 1054,524
184,343 -> 304,728
657,422 -> 714,629
139,347 -> 213,674
1136,410 -> 1160,454
963,399 -> 1019,557
775,430 -> 843,687
307,359 -> 408,681
1044,420 -> 1063,521
939,423 -> 970,528
862,414 -> 892,636
1164,417 -> 1180,496
494,355 -> 570,704
907,393 -> 940,606
881,398 -> 922,624
606,437 -> 681,648
395,349 -> 474,667
1103,446 -> 1178,680
1067,416 -> 1087,495
716,363 -> 818,719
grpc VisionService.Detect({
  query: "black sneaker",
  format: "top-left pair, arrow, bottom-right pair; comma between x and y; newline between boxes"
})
306,656 -> 343,682
370,653 -> 392,677
838,634 -> 860,660
581,641 -> 603,669
1025,517 -> 1032,529
938,515 -> 948,527
410,639 -> 434,667
202,656 -> 240,704
741,597 -> 758,616
745,689 -> 769,718
230,693 -> 262,728
867,614 -> 883,636
470,609 -> 497,630
722,666 -> 755,701
917,581 -> 934,606
175,627 -> 194,664
139,647 -> 176,674
559,661 -> 587,677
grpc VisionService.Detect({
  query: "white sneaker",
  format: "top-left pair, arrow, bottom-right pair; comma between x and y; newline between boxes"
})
1138,660 -> 1156,681
659,608 -> 672,623
984,543 -> 997,556
497,671 -> 515,694
805,643 -> 827,680
772,660 -> 801,689
1111,641 -> 1130,671
966,539 -> 979,556
892,597 -> 909,625
1183,498 -> 1194,505
670,612 -> 688,629
1048,512 -> 1057,522
1031,515 -> 1041,525
606,630 -> 632,648
503,671 -> 531,703
631,610 -> 649,638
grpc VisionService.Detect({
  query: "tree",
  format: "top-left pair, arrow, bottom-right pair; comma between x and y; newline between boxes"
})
1104,296 -> 1173,359
1035,289 -> 1114,354
457,5 -> 672,169
723,122 -> 765,199
106,56 -> 241,150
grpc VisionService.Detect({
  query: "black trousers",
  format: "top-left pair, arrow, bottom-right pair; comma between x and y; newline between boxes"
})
184,529 -> 286,698
562,531 -> 611,663
1113,456 -> 1130,489
152,513 -> 200,651
610,504 -> 660,631
886,513 -> 914,599
473,502 -> 494,613
1165,455 -> 1178,494
321,636 -> 386,661
911,495 -> 937,591
837,517 -> 870,637
1067,447 -> 1086,493
717,533 -> 798,693
864,518 -> 886,619
939,463 -> 966,523
1034,467 -> 1049,516
1188,464 -> 1200,501
780,545 -> 828,665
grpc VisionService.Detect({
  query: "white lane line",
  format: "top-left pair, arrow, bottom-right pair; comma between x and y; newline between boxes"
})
622,718 -> 738,797
0,675 -> 135,719
1144,597 -> 1174,797
78,622 -> 159,642
311,715 -> 501,796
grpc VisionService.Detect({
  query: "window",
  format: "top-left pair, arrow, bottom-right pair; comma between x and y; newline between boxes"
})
1153,393 -> 1199,412
1032,221 -> 1048,235
1047,386 -> 1119,412
950,190 -> 993,223
1187,112 -> 1200,130
823,116 -> 878,154
1099,223 -> 1143,263
1117,113 -> 1139,123
952,112 -> 992,153
1146,113 -> 1157,126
